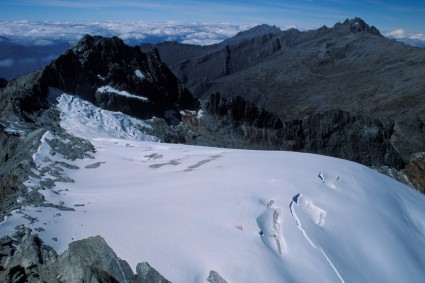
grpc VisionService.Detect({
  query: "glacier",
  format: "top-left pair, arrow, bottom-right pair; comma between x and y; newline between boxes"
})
1,93 -> 424,283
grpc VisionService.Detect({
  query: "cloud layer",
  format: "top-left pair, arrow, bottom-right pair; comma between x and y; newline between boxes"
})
0,21 -> 253,46
384,29 -> 425,47
1,20 -> 424,48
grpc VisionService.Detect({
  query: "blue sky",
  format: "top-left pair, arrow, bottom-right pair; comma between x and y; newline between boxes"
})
1,0 -> 424,33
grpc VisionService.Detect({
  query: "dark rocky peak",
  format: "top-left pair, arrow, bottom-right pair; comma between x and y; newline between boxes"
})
334,17 -> 382,36
36,34 -> 198,121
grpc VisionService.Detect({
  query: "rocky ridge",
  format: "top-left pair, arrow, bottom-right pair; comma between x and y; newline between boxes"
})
143,17 -> 425,192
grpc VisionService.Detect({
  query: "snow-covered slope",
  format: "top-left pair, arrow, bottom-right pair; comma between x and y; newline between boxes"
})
1,93 -> 425,283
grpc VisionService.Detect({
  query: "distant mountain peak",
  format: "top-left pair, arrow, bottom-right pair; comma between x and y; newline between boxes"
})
334,17 -> 382,36
222,24 -> 281,45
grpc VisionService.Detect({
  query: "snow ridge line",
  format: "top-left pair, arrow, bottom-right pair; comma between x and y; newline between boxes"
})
289,194 -> 345,283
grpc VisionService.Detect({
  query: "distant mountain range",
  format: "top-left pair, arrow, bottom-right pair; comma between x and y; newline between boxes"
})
0,37 -> 71,80
142,17 -> 425,190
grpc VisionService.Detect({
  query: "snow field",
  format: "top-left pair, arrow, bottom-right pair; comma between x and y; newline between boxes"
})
1,93 -> 425,283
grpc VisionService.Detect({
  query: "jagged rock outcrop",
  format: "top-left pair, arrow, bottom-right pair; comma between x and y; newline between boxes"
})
207,271 -> 229,283
0,232 -> 58,283
0,106 -> 95,222
136,262 -> 171,283
333,17 -> 382,36
0,234 -> 173,283
55,236 -> 135,283
0,126 -> 45,216
0,233 -> 231,283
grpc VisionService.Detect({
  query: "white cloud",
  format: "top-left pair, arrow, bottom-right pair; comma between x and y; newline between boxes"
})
384,29 -> 425,47
385,28 -> 406,38
2,21 -> 424,50
0,59 -> 15,67
0,21 -> 252,46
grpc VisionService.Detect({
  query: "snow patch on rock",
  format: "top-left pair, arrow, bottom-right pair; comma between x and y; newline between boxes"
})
97,85 -> 149,101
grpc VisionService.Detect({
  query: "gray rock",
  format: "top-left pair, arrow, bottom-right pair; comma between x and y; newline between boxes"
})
0,233 -> 58,283
207,271 -> 228,283
136,262 -> 171,283
0,234 -> 172,283
56,235 -> 135,283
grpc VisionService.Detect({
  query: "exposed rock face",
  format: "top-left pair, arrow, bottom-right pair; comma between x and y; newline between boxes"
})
299,109 -> 404,169
188,93 -> 404,170
206,93 -> 283,129
0,234 -> 173,283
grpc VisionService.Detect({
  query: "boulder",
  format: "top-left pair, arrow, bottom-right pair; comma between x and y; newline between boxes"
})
136,262 -> 171,283
207,271 -> 228,283
55,235 -> 135,283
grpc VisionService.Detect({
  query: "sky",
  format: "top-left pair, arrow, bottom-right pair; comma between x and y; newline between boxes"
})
0,0 -> 424,46
1,0 -> 425,31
